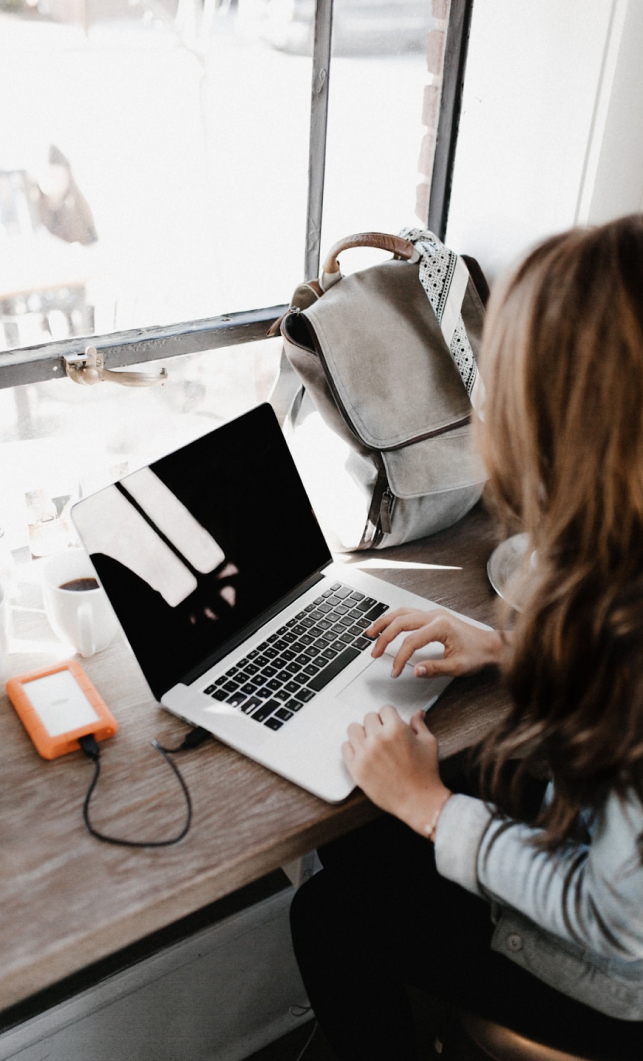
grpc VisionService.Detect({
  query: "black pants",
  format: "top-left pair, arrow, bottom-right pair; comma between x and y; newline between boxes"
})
290,813 -> 643,1061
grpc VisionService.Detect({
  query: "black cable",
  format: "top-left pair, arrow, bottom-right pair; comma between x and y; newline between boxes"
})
154,726 -> 211,754
79,728 -> 210,848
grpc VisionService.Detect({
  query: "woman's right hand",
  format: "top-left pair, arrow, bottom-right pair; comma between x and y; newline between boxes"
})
367,607 -> 505,679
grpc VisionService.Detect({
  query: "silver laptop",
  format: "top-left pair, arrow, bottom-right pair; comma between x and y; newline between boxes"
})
72,403 -> 485,802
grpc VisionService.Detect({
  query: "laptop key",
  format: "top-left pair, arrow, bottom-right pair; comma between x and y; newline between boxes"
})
251,700 -> 280,722
298,688 -> 316,703
308,647 -> 361,692
264,717 -> 283,731
289,699 -> 304,711
290,640 -> 314,657
275,707 -> 293,722
227,691 -> 247,708
241,696 -> 263,714
365,602 -> 389,621
320,644 -> 341,660
353,602 -> 373,616
210,688 -> 229,701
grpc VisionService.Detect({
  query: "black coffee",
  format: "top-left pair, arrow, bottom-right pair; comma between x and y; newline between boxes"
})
59,578 -> 99,592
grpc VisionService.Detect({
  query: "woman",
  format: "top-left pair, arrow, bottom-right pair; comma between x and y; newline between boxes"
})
290,215 -> 643,1060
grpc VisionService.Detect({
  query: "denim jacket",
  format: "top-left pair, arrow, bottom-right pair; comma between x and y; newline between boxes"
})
434,787 -> 643,1020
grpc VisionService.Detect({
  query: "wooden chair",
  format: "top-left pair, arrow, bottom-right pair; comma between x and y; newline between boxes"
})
442,1010 -> 613,1061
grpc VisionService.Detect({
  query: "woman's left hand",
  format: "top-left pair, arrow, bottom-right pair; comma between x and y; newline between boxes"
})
342,707 -> 451,837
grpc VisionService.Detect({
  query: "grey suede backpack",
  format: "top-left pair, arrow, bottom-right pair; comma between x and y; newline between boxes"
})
275,229 -> 489,552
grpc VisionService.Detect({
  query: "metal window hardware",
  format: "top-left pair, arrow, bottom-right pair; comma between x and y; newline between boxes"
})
64,346 -> 168,387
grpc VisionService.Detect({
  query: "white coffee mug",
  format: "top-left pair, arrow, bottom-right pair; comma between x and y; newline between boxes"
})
42,549 -> 119,658
0,582 -> 9,684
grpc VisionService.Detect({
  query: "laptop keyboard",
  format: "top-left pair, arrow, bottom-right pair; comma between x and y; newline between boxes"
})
202,582 -> 388,731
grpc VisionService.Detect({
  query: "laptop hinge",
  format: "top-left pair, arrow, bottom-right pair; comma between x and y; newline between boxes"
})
176,570 -> 327,691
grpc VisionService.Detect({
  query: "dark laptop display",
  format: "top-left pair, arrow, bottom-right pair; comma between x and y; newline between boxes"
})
76,404 -> 331,700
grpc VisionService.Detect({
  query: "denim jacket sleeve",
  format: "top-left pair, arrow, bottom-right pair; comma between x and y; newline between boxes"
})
434,790 -> 643,1016
434,788 -> 643,961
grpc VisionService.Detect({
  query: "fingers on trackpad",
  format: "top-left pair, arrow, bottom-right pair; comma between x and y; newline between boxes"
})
382,633 -> 445,665
337,655 -> 443,714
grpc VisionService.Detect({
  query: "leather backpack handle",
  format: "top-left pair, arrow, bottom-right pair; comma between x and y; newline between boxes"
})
321,232 -> 420,280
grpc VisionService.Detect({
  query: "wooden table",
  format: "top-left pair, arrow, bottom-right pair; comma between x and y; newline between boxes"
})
0,502 -> 510,1015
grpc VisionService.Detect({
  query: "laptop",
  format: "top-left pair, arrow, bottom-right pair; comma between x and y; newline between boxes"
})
72,402 -> 487,802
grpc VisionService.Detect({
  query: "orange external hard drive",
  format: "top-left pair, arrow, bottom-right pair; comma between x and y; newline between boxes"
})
6,660 -> 118,760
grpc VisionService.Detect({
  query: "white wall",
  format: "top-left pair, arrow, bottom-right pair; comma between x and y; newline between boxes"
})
445,0 -> 643,281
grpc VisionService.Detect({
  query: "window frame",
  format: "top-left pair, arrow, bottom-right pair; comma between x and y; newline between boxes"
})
0,0 -> 471,393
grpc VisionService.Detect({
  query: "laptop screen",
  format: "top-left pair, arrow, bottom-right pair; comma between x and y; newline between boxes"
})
72,403 -> 332,699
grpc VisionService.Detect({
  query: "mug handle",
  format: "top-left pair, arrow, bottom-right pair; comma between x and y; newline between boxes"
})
77,601 -> 96,658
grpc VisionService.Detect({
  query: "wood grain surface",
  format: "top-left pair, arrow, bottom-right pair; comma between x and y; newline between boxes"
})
0,502 -> 510,1012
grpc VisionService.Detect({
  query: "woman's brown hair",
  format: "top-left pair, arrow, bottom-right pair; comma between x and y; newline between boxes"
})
476,214 -> 643,850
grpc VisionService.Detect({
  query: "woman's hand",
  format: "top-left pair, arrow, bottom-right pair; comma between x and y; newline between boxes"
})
342,706 -> 451,837
368,607 -> 505,679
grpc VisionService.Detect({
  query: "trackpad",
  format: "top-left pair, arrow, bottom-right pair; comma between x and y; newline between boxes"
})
337,655 -> 446,717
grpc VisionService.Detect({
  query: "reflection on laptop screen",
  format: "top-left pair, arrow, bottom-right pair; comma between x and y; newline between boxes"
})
72,404 -> 332,699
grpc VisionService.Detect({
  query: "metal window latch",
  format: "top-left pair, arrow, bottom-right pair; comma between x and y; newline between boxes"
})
64,346 -> 168,387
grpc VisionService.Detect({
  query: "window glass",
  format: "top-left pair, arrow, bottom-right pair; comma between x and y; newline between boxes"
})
320,0 -> 434,273
0,337 -> 281,558
0,1 -> 312,352
0,0 -> 437,568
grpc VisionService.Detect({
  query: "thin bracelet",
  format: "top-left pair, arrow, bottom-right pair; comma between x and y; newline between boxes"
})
424,789 -> 453,842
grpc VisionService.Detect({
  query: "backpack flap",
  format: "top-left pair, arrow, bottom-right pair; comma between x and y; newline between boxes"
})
304,257 -> 473,446
280,233 -> 487,549
381,424 -> 486,501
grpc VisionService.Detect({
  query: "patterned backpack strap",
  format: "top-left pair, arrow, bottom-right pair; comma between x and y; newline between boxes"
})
399,226 -> 486,419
